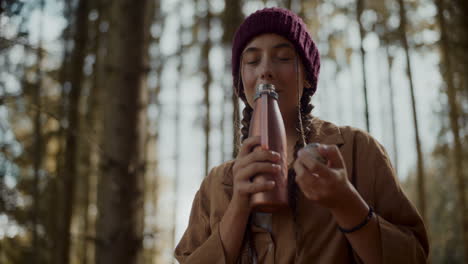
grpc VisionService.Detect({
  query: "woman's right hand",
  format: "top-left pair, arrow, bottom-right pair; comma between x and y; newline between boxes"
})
231,136 -> 282,213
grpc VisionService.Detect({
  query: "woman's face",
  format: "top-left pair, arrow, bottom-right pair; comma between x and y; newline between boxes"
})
240,33 -> 307,120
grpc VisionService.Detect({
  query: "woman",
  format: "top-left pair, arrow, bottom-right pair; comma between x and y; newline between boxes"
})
175,7 -> 429,264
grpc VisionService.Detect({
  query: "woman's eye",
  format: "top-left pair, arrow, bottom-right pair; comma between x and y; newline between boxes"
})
278,57 -> 292,61
246,59 -> 259,65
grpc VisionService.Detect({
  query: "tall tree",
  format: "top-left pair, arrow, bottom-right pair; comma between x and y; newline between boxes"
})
380,8 -> 400,175
145,0 -> 162,261
95,0 -> 153,263
298,0 -> 305,18
397,0 -> 426,223
75,1 -> 107,263
221,0 -> 243,158
457,0 -> 468,101
171,2 -> 183,262
356,0 -> 370,132
32,0 -> 45,262
140,1 -> 158,262
52,0 -> 72,261
56,0 -> 90,263
385,46 -> 398,175
202,0 -> 212,177
435,0 -> 467,260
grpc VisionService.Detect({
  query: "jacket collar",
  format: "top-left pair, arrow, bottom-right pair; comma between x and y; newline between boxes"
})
222,117 -> 345,186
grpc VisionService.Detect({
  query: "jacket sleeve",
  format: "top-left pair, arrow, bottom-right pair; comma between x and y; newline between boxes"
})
174,167 -> 229,264
354,131 -> 429,263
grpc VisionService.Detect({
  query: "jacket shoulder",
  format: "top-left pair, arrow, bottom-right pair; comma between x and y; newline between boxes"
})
196,160 -> 236,201
204,160 -> 235,186
339,125 -> 388,154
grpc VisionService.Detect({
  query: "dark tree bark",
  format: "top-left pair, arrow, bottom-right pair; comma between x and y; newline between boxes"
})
397,0 -> 426,223
298,0 -> 305,18
32,0 -> 45,263
95,0 -> 153,263
51,0 -> 72,262
202,2 -> 212,177
436,0 -> 467,260
57,0 -> 89,263
385,46 -> 398,175
77,1 -> 106,263
171,4 -> 182,263
381,17 -> 399,175
221,0 -> 243,158
356,0 -> 370,132
149,3 -> 163,261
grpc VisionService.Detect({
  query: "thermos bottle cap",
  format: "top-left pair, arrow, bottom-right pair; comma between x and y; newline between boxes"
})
257,83 -> 275,92
254,83 -> 278,100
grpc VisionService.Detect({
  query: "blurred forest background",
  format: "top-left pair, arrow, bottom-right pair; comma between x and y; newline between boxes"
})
0,0 -> 467,263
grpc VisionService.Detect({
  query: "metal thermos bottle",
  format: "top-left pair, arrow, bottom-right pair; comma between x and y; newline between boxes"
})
248,83 -> 288,212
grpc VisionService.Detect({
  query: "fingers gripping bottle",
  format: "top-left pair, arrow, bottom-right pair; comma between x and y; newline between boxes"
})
248,83 -> 288,212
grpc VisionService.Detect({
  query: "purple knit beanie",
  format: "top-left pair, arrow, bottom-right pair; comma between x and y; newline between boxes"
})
232,7 -> 320,97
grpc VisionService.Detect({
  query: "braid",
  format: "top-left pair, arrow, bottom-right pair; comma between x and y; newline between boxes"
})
238,54 -> 252,145
239,97 -> 256,264
235,72 -> 256,263
240,101 -> 253,143
299,88 -> 315,141
289,87 -> 315,262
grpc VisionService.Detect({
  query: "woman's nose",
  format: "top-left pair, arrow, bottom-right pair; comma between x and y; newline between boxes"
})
260,70 -> 273,81
259,61 -> 274,81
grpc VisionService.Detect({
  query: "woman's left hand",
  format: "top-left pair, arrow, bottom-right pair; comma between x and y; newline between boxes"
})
293,144 -> 354,209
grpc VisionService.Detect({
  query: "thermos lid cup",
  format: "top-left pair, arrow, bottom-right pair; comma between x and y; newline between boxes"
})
303,143 -> 328,164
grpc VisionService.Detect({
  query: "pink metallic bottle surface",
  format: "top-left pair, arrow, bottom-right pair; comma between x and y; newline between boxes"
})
248,84 -> 288,212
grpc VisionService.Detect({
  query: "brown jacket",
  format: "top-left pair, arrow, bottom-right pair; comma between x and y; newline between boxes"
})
175,118 -> 429,263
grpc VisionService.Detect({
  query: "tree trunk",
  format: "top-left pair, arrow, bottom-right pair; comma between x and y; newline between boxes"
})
141,1 -> 157,262
459,0 -> 468,100
77,1 -> 106,263
32,1 -> 45,263
398,0 -> 426,223
356,0 -> 370,132
150,7 -> 163,261
57,0 -> 89,263
435,0 -> 468,260
202,2 -> 212,177
221,0 -> 243,158
171,5 -> 183,263
52,0 -> 73,262
385,45 -> 398,175
298,0 -> 305,19
95,0 -> 152,263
